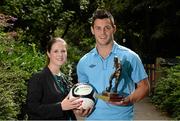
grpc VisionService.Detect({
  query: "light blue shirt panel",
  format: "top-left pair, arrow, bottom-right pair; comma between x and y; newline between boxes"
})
113,43 -> 148,83
77,53 -> 115,93
86,105 -> 134,120
77,42 -> 148,120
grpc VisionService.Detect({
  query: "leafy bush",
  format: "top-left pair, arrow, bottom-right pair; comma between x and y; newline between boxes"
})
0,31 -> 45,73
0,67 -> 29,119
1,0 -> 78,51
152,64 -> 180,120
0,31 -> 45,119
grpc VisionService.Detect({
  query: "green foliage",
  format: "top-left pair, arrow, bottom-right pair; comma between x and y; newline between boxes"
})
0,0 -> 99,54
152,64 -> 180,119
1,0 -> 179,57
1,0 -> 76,50
67,44 -> 84,63
0,31 -> 45,119
0,31 -> 45,73
0,67 -> 29,120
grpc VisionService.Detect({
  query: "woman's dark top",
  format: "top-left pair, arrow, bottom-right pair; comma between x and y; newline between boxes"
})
26,67 -> 76,120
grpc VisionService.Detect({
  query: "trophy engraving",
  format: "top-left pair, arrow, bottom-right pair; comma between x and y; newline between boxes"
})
96,56 -> 125,102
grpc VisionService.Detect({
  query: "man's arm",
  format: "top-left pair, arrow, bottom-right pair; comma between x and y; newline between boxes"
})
129,79 -> 150,103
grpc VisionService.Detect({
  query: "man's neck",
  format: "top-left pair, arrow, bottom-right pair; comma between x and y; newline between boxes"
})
96,41 -> 114,59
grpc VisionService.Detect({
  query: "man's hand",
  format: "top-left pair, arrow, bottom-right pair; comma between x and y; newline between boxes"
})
73,107 -> 93,117
108,96 -> 131,106
108,79 -> 149,106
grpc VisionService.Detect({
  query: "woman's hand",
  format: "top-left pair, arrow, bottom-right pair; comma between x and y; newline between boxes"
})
61,95 -> 82,111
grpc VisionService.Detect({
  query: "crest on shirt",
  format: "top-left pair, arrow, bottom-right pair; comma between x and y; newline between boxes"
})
89,64 -> 96,68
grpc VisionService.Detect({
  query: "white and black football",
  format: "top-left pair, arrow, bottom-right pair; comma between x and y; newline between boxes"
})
69,82 -> 97,109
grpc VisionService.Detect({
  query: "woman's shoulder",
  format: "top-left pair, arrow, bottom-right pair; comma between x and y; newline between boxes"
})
30,67 -> 50,80
29,72 -> 43,83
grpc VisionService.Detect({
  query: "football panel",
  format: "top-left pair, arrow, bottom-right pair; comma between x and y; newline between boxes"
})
78,98 -> 94,109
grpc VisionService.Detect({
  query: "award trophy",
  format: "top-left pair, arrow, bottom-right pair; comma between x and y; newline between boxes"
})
96,56 -> 125,102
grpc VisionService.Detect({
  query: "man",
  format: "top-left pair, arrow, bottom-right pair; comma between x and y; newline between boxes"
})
74,9 -> 149,120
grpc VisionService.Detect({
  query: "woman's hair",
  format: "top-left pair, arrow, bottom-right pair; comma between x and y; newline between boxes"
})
46,37 -> 67,65
46,37 -> 67,53
91,9 -> 115,27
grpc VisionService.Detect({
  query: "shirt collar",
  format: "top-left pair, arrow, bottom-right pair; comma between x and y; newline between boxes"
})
91,41 -> 118,56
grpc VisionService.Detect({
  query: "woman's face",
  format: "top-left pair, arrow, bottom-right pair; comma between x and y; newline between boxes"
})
47,41 -> 67,66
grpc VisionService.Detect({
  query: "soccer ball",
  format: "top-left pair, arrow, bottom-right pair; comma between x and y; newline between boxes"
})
69,82 -> 97,109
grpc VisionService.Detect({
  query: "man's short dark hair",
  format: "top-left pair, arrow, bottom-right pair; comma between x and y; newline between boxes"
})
91,9 -> 115,27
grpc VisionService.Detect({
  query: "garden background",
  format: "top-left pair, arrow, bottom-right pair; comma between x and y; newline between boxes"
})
0,0 -> 179,120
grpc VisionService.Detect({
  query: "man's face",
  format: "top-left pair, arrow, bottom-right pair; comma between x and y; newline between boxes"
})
91,18 -> 116,46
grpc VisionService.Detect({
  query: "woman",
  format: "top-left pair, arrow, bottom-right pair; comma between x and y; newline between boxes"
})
27,37 -> 81,120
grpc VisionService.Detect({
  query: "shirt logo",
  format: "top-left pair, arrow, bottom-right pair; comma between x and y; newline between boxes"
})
89,64 -> 96,68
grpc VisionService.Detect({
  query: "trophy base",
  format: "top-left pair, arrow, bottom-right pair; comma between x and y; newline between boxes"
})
96,91 -> 124,102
